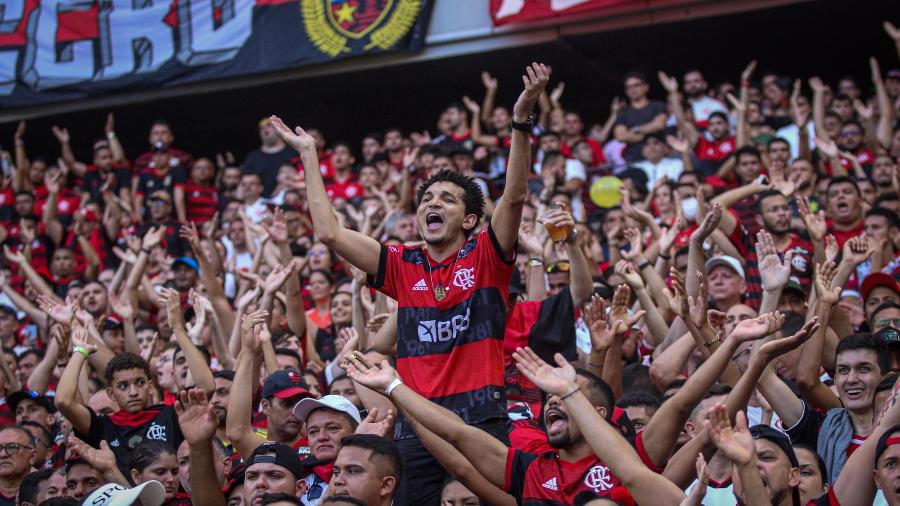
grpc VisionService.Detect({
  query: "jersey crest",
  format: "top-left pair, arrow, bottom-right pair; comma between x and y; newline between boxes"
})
302,0 -> 423,57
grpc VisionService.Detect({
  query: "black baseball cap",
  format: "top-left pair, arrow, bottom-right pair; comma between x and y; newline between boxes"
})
261,370 -> 311,399
245,441 -> 304,479
751,425 -> 800,506
875,424 -> 900,467
0,305 -> 18,319
8,390 -> 56,414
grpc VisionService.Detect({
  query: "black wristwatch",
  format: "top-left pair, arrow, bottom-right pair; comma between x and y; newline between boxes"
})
511,115 -> 535,133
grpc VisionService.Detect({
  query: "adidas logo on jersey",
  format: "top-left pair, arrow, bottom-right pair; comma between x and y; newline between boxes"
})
412,279 -> 428,291
541,477 -> 558,491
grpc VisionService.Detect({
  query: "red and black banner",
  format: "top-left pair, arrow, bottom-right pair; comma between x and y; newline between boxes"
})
490,0 -> 640,26
0,0 -> 433,109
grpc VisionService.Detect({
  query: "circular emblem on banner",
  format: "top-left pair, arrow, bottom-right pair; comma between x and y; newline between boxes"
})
302,0 -> 422,57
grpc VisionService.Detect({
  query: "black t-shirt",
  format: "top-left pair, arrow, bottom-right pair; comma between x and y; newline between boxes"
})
135,222 -> 190,258
615,100 -> 667,162
243,146 -> 298,197
75,404 -> 183,476
81,165 -> 131,203
315,326 -> 337,363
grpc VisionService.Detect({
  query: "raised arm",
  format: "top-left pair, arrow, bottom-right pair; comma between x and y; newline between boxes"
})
4,246 -> 59,302
809,77 -> 829,141
225,310 -> 269,459
686,203 -> 721,297
42,171 -> 64,245
180,223 -> 236,334
270,117 -> 381,275
711,180 -> 767,236
51,126 -> 87,177
176,390 -> 226,506
870,57 -> 895,150
659,71 -> 699,146
514,348 -> 687,505
160,287 -> 214,394
344,354 -> 510,488
794,262 -> 842,410
491,63 -> 550,256
642,312 -> 785,469
54,326 -> 95,434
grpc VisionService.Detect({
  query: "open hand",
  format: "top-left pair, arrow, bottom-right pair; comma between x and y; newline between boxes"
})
513,347 -> 576,398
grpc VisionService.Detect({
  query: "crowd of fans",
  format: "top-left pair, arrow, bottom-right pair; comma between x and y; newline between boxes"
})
0,20 -> 899,506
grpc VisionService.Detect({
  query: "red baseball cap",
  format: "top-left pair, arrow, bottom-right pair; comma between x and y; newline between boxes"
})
861,273 -> 900,302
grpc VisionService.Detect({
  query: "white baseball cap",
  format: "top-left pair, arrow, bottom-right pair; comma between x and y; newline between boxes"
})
705,255 -> 745,280
293,394 -> 362,424
83,481 -> 166,506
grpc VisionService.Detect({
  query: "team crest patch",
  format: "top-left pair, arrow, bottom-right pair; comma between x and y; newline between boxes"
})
303,0 -> 422,57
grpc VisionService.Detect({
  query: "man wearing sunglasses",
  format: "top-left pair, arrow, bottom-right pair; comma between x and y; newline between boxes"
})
0,425 -> 36,506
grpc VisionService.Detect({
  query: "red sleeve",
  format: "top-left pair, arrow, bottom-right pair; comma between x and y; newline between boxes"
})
725,210 -> 751,257
503,447 -> 516,492
634,431 -> 665,473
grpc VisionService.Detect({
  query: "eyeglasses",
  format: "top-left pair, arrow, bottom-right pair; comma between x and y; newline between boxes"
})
840,130 -> 862,138
0,443 -> 33,455
546,261 -> 570,274
876,318 -> 900,329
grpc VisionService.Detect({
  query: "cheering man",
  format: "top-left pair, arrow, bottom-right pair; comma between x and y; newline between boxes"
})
271,62 -> 550,504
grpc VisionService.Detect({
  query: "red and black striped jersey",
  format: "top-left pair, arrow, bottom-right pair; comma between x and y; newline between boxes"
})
370,226 -> 513,438
178,181 -> 219,224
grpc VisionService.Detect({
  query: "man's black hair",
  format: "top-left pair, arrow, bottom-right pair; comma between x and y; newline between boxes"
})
135,323 -> 158,334
767,137 -> 790,149
735,145 -> 762,162
539,130 -> 561,140
867,206 -> 900,229
331,140 -> 354,154
214,370 -> 235,382
362,132 -> 383,144
872,301 -> 900,326
622,71 -> 648,85
16,348 -> 42,364
105,353 -> 152,385
239,172 -> 263,183
150,119 -> 171,129
756,189 -> 787,213
20,420 -> 52,445
37,497 -> 79,506
827,176 -> 861,196
321,497 -> 368,506
339,434 -> 403,491
616,391 -> 661,410
708,111 -> 729,124
836,333 -> 890,375
274,348 -> 302,368
261,492 -> 303,505
841,119 -> 863,131
19,468 -> 53,504
574,368 -> 615,417
416,170 -> 485,235
445,101 -> 466,114
876,192 -> 900,205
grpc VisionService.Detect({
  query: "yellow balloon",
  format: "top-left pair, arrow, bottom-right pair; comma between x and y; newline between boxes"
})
589,176 -> 623,208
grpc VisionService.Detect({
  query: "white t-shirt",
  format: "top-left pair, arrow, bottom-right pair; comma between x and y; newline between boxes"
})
690,96 -> 728,125
633,157 -> 684,190
775,123 -> 818,162
244,198 -> 270,224
684,479 -> 735,506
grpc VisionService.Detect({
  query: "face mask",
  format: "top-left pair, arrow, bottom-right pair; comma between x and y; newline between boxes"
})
681,197 -> 698,221
875,326 -> 900,345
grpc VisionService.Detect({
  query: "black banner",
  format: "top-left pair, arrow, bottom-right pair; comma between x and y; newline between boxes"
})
0,0 -> 433,109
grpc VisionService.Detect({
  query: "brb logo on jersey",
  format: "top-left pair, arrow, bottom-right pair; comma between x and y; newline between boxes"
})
302,0 -> 423,57
417,307 -> 470,343
452,267 -> 475,290
584,465 -> 614,492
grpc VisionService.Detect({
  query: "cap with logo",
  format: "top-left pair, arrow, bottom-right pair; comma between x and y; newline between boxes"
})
7,390 -> 55,414
705,255 -> 746,280
783,276 -> 806,298
83,481 -> 166,506
293,394 -> 362,425
246,441 -> 304,479
261,370 -> 311,399
750,425 -> 801,506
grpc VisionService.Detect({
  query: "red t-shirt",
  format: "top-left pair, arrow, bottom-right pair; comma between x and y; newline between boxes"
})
826,220 -> 864,249
696,135 -> 737,162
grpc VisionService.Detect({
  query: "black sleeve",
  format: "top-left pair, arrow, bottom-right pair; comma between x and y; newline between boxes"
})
529,288 -> 577,363
73,407 -> 103,448
171,166 -> 187,185
506,449 -> 538,505
785,399 -> 826,448
367,244 -> 388,289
